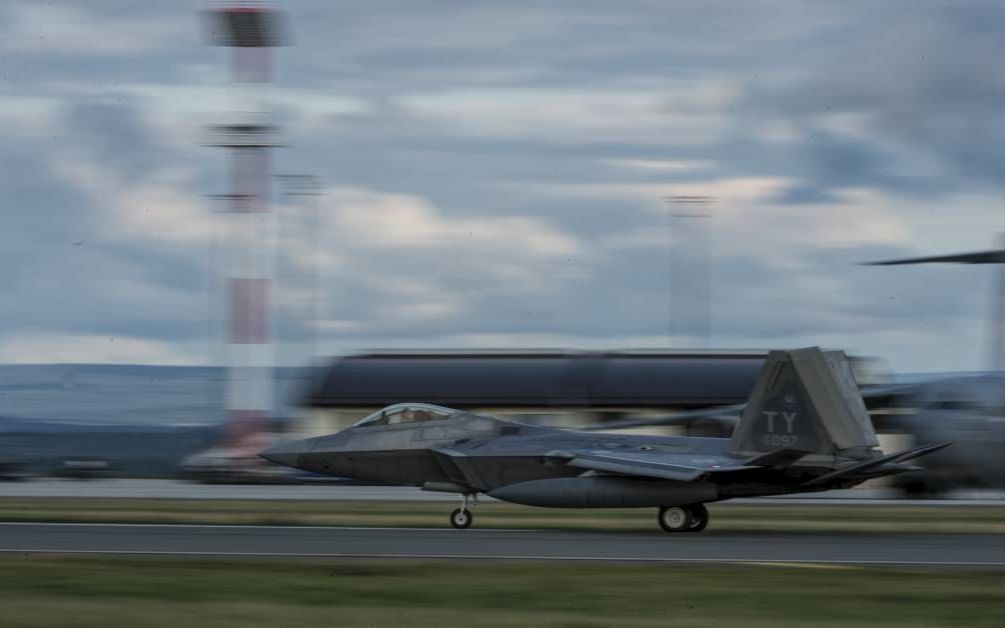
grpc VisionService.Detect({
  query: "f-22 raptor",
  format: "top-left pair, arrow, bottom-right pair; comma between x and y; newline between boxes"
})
262,348 -> 948,532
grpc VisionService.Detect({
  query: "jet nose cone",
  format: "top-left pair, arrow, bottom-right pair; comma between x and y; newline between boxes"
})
259,440 -> 307,468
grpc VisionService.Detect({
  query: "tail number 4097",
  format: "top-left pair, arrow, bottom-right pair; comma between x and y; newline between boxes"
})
760,410 -> 799,447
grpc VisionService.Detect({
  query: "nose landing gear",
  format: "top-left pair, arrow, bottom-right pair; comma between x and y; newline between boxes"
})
658,503 -> 709,533
449,493 -> 477,529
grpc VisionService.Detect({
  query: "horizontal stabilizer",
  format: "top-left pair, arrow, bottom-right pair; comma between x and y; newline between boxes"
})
889,441 -> 952,464
745,448 -> 811,468
802,441 -> 951,487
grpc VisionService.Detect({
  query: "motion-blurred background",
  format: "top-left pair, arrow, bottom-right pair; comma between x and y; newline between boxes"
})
1,1 -> 1004,496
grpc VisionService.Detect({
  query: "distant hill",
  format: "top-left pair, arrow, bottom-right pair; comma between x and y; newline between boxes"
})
0,364 -> 312,476
0,364 -> 311,426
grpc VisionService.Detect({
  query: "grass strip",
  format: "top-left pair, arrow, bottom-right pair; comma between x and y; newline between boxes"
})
0,556 -> 1001,627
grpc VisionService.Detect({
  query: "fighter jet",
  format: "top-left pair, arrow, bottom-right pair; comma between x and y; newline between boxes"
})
262,348 -> 948,531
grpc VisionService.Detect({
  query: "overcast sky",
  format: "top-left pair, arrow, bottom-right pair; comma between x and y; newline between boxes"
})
1,0 -> 1003,373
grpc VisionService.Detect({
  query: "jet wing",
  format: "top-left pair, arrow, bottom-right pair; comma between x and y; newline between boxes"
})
549,450 -> 757,482
557,441 -> 950,486
578,404 -> 746,432
863,250 -> 1005,265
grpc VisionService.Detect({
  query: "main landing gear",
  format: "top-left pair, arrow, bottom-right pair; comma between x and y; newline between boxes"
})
657,503 -> 709,533
450,493 -> 477,529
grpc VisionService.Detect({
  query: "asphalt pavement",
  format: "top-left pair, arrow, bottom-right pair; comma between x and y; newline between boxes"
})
0,522 -> 1002,566
0,479 -> 1002,505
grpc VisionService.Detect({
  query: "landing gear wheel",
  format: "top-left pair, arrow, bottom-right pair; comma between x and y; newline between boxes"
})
658,506 -> 693,532
687,503 -> 709,532
450,508 -> 472,529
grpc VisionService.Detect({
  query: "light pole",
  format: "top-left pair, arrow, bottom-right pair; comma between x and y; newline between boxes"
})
663,195 -> 714,349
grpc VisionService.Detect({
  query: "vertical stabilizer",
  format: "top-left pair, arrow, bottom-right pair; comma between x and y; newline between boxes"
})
991,235 -> 1005,372
727,348 -> 879,459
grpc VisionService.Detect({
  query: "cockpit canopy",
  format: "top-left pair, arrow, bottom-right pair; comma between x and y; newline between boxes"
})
353,403 -> 460,428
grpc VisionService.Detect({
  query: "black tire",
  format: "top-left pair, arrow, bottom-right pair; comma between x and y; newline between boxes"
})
687,503 -> 709,532
658,506 -> 693,532
450,508 -> 473,529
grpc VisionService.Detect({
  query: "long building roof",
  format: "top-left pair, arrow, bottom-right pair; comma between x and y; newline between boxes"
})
303,350 -> 776,409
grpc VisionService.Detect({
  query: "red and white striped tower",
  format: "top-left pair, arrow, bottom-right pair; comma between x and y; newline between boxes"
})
206,4 -> 288,451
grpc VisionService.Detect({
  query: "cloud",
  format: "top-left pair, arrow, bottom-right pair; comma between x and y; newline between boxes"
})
327,186 -> 580,258
1,1 -> 1002,373
295,186 -> 585,336
403,85 -> 734,143
0,2 -> 188,57
734,5 -> 1005,198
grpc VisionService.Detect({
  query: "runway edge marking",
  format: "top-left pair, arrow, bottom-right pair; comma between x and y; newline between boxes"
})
0,522 -> 540,533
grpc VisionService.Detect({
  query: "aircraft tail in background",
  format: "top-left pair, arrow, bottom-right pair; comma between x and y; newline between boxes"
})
864,237 -> 1005,372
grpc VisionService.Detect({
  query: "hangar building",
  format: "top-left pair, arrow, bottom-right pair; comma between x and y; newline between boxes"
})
294,349 -> 884,436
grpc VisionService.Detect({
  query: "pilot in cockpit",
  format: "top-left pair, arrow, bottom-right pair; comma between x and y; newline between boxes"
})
412,409 -> 432,422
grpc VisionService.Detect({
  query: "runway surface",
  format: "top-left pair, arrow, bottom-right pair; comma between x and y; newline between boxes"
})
0,479 -> 1002,505
0,522 -> 1002,566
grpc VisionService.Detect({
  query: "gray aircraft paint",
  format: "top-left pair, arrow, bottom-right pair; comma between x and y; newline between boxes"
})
729,349 -> 879,460
262,348 -> 946,522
